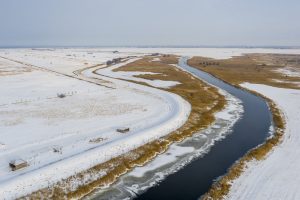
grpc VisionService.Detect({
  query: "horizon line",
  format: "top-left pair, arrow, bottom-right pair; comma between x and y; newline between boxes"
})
1,44 -> 300,49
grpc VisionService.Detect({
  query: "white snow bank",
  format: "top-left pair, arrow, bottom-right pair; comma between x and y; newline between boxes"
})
272,79 -> 300,87
129,145 -> 195,178
0,49 -> 140,76
227,83 -> 300,200
275,67 -> 300,78
91,89 -> 243,199
0,53 -> 190,199
151,57 -> 161,62
95,59 -> 180,89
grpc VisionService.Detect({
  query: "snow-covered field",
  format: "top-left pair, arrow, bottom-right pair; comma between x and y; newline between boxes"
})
1,48 -> 300,199
101,47 -> 300,59
93,59 -> 180,89
227,83 -> 300,200
90,91 -> 243,199
0,49 -> 191,199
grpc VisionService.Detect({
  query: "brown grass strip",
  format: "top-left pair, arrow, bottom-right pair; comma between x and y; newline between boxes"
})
20,55 -> 226,200
188,54 -> 300,90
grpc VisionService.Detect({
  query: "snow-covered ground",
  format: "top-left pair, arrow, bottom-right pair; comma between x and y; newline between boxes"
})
93,92 -> 243,200
226,83 -> 300,200
0,51 -> 191,199
97,47 -> 300,59
1,48 -> 300,199
275,67 -> 300,78
0,48 -> 140,75
2,47 -> 300,65
93,59 -> 180,89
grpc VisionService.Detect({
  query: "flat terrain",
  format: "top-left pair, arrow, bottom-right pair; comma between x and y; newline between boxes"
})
188,54 -> 300,200
113,55 -> 226,143
188,54 -> 300,89
1,48 -> 300,199
0,49 -> 226,199
227,83 -> 300,200
47,55 -> 226,199
0,49 -> 191,199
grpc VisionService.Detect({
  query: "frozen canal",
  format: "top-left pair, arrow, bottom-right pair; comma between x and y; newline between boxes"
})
88,57 -> 272,200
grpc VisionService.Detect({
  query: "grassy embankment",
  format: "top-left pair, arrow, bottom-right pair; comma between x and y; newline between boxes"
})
188,54 -> 293,199
22,55 -> 226,199
188,54 -> 300,89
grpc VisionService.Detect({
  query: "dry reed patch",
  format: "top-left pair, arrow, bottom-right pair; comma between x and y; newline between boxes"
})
188,54 -> 300,89
0,58 -> 33,76
21,55 -> 226,199
159,54 -> 180,64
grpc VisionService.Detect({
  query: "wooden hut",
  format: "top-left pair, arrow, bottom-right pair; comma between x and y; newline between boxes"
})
116,127 -> 130,133
53,145 -> 62,154
57,93 -> 66,98
9,159 -> 28,171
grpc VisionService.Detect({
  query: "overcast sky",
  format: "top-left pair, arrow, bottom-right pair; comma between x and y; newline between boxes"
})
0,0 -> 299,47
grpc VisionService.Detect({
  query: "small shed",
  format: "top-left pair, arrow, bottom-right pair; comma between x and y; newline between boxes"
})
57,93 -> 66,98
116,127 -> 130,133
9,159 -> 28,171
89,137 -> 104,143
112,58 -> 121,63
53,145 -> 62,154
106,60 -> 113,65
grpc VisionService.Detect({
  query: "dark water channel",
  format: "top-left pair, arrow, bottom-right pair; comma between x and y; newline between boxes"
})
135,57 -> 272,200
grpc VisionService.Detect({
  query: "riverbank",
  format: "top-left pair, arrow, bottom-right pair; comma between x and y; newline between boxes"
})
203,88 -> 284,199
66,55 -> 227,199
187,54 -> 300,199
0,50 -> 190,199
3,48 -> 298,199
87,91 -> 242,200
14,54 -> 227,199
226,84 -> 300,199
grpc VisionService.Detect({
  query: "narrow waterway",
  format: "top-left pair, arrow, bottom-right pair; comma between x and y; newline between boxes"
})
90,57 -> 272,200
134,57 -> 272,200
